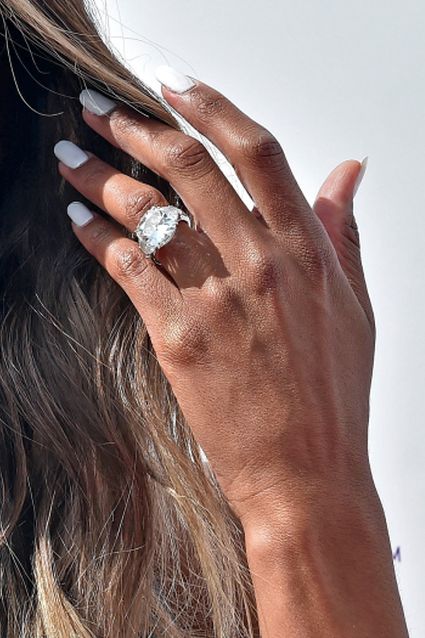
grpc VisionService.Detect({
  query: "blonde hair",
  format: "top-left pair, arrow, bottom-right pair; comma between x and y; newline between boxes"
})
0,1 -> 258,635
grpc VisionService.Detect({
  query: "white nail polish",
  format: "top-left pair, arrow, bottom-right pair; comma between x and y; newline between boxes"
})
79,89 -> 117,116
155,65 -> 196,94
54,140 -> 89,169
353,156 -> 368,197
67,201 -> 94,227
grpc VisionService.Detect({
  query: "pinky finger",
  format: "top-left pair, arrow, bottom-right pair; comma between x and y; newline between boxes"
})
68,202 -> 182,328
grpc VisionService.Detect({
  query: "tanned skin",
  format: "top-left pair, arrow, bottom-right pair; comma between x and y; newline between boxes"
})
57,75 -> 409,637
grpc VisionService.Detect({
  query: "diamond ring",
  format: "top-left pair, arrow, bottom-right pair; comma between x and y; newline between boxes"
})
133,205 -> 193,266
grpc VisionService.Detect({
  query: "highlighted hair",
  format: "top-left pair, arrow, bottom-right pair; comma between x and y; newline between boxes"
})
0,1 -> 258,635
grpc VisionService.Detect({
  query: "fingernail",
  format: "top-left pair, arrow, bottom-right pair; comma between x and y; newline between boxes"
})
155,65 -> 196,94
353,156 -> 368,197
79,89 -> 117,115
67,201 -> 95,227
54,140 -> 89,169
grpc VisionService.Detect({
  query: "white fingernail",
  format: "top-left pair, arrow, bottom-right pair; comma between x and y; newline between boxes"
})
155,65 -> 196,94
353,156 -> 368,197
54,140 -> 89,169
79,89 -> 117,115
67,201 -> 94,227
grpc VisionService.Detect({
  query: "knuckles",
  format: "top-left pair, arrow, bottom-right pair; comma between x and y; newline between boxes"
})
191,88 -> 227,120
87,220 -> 114,245
112,244 -> 149,281
157,239 -> 336,371
109,108 -> 141,143
160,316 -> 211,368
159,250 -> 286,368
159,280 -> 243,368
248,255 -> 283,297
124,189 -> 166,226
236,128 -> 285,170
241,243 -> 284,297
164,138 -> 213,178
94,103 -> 217,180
202,279 -> 242,323
160,284 -> 239,367
77,159 -> 109,191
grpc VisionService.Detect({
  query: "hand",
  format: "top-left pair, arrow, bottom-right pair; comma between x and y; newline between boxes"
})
56,71 -> 376,528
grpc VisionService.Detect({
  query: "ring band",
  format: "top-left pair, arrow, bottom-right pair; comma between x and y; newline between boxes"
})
134,205 -> 193,266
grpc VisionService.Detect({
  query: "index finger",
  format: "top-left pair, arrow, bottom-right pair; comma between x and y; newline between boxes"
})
154,66 -> 312,232
64,202 -> 182,333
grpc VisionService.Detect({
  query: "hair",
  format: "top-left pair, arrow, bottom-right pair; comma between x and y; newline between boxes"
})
0,1 -> 259,636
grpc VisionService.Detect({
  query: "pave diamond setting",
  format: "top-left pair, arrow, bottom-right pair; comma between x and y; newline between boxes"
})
134,205 -> 191,257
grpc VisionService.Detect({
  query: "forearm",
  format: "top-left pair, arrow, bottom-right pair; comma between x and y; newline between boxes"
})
243,482 -> 409,638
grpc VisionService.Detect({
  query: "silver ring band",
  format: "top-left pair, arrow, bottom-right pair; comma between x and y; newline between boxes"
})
134,205 -> 193,266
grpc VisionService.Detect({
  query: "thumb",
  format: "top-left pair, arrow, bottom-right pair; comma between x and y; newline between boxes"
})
313,157 -> 374,328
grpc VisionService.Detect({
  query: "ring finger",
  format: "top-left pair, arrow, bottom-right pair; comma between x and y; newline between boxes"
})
79,97 -> 262,253
55,145 -> 229,288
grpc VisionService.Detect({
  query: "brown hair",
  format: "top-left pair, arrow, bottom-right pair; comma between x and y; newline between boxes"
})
0,1 -> 258,635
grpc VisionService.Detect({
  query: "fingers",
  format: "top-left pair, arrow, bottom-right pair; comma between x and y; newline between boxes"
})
154,66 -> 313,232
64,204 -> 182,330
57,152 -> 169,232
79,91 -> 259,249
313,157 -> 374,328
313,159 -> 365,253
56,145 -> 233,288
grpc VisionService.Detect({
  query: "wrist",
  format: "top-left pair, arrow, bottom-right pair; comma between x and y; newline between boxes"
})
243,485 -> 390,587
242,482 -> 409,638
242,475 -> 387,557
240,458 -> 382,539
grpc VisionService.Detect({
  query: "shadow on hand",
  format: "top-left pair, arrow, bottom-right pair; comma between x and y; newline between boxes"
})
154,221 -> 231,290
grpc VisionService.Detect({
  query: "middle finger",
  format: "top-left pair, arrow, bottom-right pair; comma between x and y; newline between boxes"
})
80,98 -> 261,251
55,147 -> 231,288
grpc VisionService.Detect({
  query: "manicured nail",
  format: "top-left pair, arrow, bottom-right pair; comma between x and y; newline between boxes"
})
67,201 -> 95,227
54,140 -> 89,169
353,156 -> 368,197
155,65 -> 196,94
79,89 -> 117,115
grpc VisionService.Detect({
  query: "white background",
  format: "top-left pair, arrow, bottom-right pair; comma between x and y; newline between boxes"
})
92,1 -> 425,634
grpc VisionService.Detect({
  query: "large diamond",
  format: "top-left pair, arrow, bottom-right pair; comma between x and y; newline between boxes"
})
135,205 -> 181,255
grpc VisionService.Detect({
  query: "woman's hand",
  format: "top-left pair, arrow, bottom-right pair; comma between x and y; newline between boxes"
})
54,72 -> 412,638
55,72 -> 376,529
